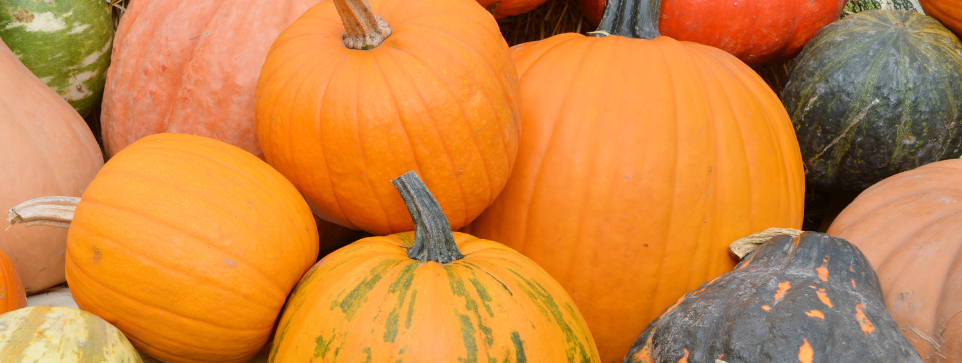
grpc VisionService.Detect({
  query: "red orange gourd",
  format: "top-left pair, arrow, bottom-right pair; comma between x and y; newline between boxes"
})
462,0 -> 805,360
255,0 -> 520,236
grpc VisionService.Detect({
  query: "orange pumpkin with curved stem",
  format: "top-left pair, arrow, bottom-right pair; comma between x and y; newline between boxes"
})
919,0 -> 962,36
255,0 -> 520,236
462,0 -> 804,360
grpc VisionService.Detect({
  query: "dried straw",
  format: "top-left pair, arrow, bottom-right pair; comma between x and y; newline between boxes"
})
497,0 -> 593,46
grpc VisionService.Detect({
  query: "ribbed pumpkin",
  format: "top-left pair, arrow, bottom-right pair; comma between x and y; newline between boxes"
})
461,0 -> 805,360
8,133 -> 319,363
256,0 -> 520,236
0,38 -> 103,295
0,306 -> 142,362
476,0 -> 547,18
270,172 -> 599,362
576,0 -> 847,66
828,159 -> 962,362
920,0 -> 962,35
782,10 -> 962,192
101,0 -> 323,158
625,230 -> 923,363
0,248 -> 25,314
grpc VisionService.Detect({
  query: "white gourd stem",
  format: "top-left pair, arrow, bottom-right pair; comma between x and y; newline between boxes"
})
6,197 -> 79,230
728,228 -> 804,260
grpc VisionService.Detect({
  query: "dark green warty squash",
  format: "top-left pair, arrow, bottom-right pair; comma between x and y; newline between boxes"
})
782,10 -> 962,192
624,229 -> 923,363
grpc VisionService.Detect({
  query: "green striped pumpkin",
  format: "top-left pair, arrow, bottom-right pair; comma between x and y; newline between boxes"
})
841,0 -> 925,17
0,0 -> 113,117
783,10 -> 962,192
0,306 -> 141,362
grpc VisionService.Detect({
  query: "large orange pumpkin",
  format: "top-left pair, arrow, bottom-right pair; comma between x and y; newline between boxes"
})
828,159 -> 962,362
256,0 -> 520,236
9,133 -> 319,363
270,172 -> 600,362
0,38 -> 103,294
461,0 -> 805,360
101,0 -> 322,158
920,0 -> 962,36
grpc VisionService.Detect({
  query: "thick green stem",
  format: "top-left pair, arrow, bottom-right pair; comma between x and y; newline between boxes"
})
392,171 -> 463,264
6,196 -> 79,229
595,0 -> 662,39
333,0 -> 392,50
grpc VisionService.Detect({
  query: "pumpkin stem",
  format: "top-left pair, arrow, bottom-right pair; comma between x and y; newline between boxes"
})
729,228 -> 804,260
6,196 -> 79,230
334,0 -> 392,50
392,171 -> 464,264
595,0 -> 662,40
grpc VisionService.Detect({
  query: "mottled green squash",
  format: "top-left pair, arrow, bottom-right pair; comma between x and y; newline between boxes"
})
0,0 -> 113,117
782,10 -> 962,192
0,306 -> 142,362
841,0 -> 925,17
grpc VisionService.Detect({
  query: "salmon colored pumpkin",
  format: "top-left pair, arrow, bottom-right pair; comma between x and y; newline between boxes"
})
920,0 -> 962,36
256,0 -> 520,236
101,0 -> 323,158
9,133 -> 319,363
462,0 -> 805,360
0,38 -> 103,295
828,159 -> 962,362
0,248 -> 26,314
270,172 -> 600,362
578,0 -> 847,66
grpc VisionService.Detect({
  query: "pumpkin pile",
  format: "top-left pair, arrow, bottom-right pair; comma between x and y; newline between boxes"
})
1,0 -> 961,361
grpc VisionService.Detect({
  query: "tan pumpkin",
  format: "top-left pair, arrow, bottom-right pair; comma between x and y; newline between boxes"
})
0,38 -> 103,294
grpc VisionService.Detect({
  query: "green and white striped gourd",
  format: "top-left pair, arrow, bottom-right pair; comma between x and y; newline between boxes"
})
841,0 -> 925,18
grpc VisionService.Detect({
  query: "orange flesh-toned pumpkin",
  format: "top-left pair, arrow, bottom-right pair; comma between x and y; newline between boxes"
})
919,0 -> 962,36
463,3 -> 805,360
8,134 -> 321,363
0,38 -> 103,295
256,0 -> 520,236
101,0 -> 322,158
828,159 -> 962,361
270,172 -> 600,362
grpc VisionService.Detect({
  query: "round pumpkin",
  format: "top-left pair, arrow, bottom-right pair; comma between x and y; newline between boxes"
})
919,0 -> 962,36
0,0 -> 114,117
101,0 -> 323,158
625,230 -> 923,363
782,10 -> 962,192
461,1 -> 805,361
477,0 -> 547,18
0,38 -> 103,295
255,0 -> 520,236
270,171 -> 600,362
828,159 -> 962,362
9,133 -> 320,363
0,306 -> 142,362
0,248 -> 25,314
577,0 -> 847,66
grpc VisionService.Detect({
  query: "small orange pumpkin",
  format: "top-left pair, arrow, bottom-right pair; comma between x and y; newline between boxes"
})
255,0 -> 520,236
0,248 -> 26,314
9,133 -> 319,363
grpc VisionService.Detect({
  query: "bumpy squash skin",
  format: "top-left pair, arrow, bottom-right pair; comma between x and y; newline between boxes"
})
625,232 -> 923,363
270,232 -> 600,363
841,0 -> 925,17
0,306 -> 142,363
0,0 -> 113,117
783,10 -> 962,192
828,159 -> 962,361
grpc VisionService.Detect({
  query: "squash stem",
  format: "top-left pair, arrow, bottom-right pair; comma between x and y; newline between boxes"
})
392,171 -> 464,264
334,0 -> 392,50
595,0 -> 662,39
729,228 -> 804,259
6,196 -> 79,229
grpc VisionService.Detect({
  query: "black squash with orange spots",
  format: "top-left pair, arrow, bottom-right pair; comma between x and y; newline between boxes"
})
623,231 -> 922,363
